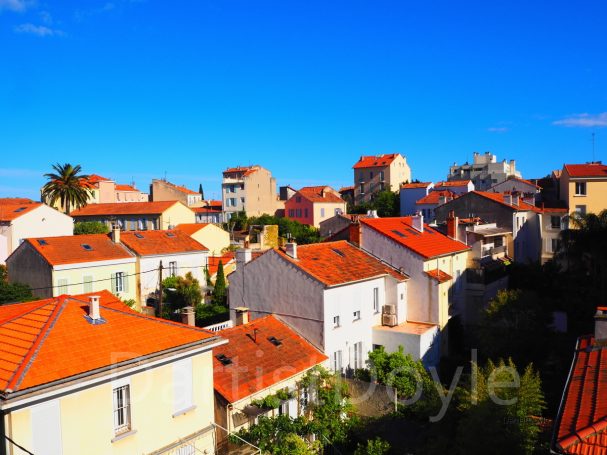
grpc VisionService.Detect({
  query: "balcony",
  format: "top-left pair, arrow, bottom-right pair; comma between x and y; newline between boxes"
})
147,426 -> 216,455
481,244 -> 506,260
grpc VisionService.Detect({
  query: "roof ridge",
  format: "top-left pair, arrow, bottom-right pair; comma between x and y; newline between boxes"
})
6,299 -> 66,392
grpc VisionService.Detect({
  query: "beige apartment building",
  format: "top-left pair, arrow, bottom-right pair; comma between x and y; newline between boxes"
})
222,165 -> 282,219
150,179 -> 203,207
353,153 -> 411,204
558,162 -> 607,216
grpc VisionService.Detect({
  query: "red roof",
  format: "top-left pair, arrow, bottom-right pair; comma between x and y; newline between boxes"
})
115,184 -> 139,192
207,253 -> 235,277
491,177 -> 541,190
401,182 -> 432,189
434,180 -> 472,188
223,166 -> 259,177
275,240 -> 408,286
425,269 -> 452,283
554,335 -> 607,454
415,190 -> 456,205
85,174 -> 111,184
564,163 -> 607,178
293,186 -> 345,204
213,315 -> 327,403
0,198 -> 37,205
473,191 -> 541,213
71,201 -> 183,216
353,154 -> 400,169
175,223 -> 211,235
360,217 -> 470,259
120,230 -> 208,255
24,234 -> 134,266
0,290 -> 218,393
0,203 -> 43,222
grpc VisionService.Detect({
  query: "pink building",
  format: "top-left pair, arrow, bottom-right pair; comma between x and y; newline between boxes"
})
285,186 -> 347,227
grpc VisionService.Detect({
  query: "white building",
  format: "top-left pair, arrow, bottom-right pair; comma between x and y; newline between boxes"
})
120,229 -> 209,306
0,200 -> 73,264
448,151 -> 522,190
227,241 -> 424,372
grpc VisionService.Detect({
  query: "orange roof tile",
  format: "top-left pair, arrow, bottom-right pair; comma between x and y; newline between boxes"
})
401,182 -> 433,189
159,180 -> 199,195
491,177 -> 541,189
193,207 -> 222,214
425,269 -> 452,283
71,201 -> 183,216
223,166 -> 259,177
115,184 -> 139,192
207,253 -> 235,276
554,335 -> 607,454
85,174 -> 111,184
473,191 -> 541,212
415,190 -> 456,205
0,290 -> 219,394
0,203 -> 43,222
564,163 -> 607,178
434,180 -> 472,188
24,234 -> 134,266
353,154 -> 400,169
175,223 -> 211,236
213,315 -> 327,403
0,198 -> 37,205
275,240 -> 408,286
120,230 -> 208,256
293,186 -> 345,204
360,217 -> 470,259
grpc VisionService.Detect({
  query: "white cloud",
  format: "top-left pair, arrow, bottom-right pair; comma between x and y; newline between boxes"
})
39,10 -> 52,24
14,22 -> 64,36
487,127 -> 509,133
553,113 -> 607,128
0,0 -> 30,12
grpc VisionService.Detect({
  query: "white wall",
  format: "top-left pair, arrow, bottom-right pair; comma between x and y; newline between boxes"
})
372,325 -> 440,366
139,252 -> 208,301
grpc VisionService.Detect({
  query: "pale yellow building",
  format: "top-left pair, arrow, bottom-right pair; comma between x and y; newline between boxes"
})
0,291 -> 226,455
559,163 -> 607,216
175,223 -> 231,256
6,232 -> 138,303
70,201 -> 195,231
150,179 -> 203,207
222,165 -> 282,219
353,153 -> 411,204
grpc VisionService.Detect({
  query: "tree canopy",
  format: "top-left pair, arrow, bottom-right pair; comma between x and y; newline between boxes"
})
74,221 -> 109,235
41,163 -> 92,215
0,265 -> 34,305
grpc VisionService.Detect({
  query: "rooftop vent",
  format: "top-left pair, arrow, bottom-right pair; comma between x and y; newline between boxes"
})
135,233 -> 144,238
166,232 -> 176,237
331,248 -> 345,257
81,244 -> 93,251
37,239 -> 48,246
268,336 -> 282,346
14,207 -> 27,213
216,354 -> 232,365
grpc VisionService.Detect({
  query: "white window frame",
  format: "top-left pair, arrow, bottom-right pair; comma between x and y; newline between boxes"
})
353,310 -> 361,321
173,358 -> 195,417
333,315 -> 340,328
112,378 -> 132,436
333,350 -> 342,372
115,272 -> 125,293
373,287 -> 379,313
169,261 -> 177,277
575,181 -> 587,196
353,342 -> 363,369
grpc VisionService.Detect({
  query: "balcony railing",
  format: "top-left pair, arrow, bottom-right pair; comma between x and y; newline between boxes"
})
147,426 -> 215,455
204,320 -> 233,332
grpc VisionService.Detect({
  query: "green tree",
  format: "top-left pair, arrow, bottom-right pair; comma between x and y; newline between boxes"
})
198,183 -> 204,199
372,190 -> 400,217
41,163 -> 92,215
74,221 -> 109,235
212,261 -> 227,305
0,265 -> 34,304
354,437 -> 391,455
162,272 -> 203,311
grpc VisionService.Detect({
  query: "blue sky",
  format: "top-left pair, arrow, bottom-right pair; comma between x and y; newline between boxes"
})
1,0 -> 606,200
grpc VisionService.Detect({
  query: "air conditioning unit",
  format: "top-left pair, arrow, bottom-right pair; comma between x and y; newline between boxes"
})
382,304 -> 396,315
382,314 -> 397,327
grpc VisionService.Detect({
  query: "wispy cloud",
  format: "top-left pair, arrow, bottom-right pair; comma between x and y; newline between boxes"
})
487,127 -> 509,133
0,0 -> 32,13
74,2 -> 115,21
553,113 -> 607,128
14,22 -> 65,36
39,10 -> 52,24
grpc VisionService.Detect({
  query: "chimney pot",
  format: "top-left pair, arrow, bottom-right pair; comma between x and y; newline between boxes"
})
595,307 -> 607,340
285,242 -> 297,259
236,248 -> 252,266
412,212 -> 424,233
181,306 -> 196,326
111,225 -> 120,243
88,295 -> 101,320
234,307 -> 250,326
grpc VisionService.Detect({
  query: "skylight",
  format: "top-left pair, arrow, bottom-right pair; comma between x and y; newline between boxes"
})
37,239 -> 48,246
391,230 -> 407,238
331,248 -> 346,257
268,336 -> 282,346
135,233 -> 144,238
81,244 -> 93,251
216,354 -> 232,365
166,232 -> 176,237
406,228 -> 420,236
13,207 -> 27,213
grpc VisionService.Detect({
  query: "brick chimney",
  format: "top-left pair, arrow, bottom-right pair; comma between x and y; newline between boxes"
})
595,307 -> 607,341
88,295 -> 101,320
181,306 -> 195,326
349,222 -> 361,246
111,224 -> 120,243
234,307 -> 250,326
285,242 -> 297,259
236,248 -> 252,267
411,212 -> 424,233
447,210 -> 458,240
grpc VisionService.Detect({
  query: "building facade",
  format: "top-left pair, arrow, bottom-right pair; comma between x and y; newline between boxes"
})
175,223 -> 230,256
353,154 -> 411,204
150,179 -> 203,207
558,162 -> 607,216
285,186 -> 347,228
222,165 -> 281,219
448,152 -> 521,190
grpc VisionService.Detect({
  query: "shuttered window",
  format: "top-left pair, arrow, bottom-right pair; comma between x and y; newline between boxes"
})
83,276 -> 93,293
173,358 -> 194,414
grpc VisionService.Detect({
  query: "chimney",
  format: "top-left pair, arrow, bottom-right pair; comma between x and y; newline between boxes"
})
595,307 -> 607,341
181,306 -> 195,326
412,212 -> 424,233
234,307 -> 250,326
366,210 -> 379,218
512,193 -> 519,206
236,248 -> 252,267
111,224 -> 120,243
88,295 -> 101,320
447,210 -> 458,240
285,242 -> 297,259
349,222 -> 361,246
510,159 -> 516,175
504,193 -> 512,205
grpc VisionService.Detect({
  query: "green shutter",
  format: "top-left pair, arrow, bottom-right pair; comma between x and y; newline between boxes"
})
83,276 -> 93,293
110,273 -> 117,294
57,279 -> 68,295
122,271 -> 129,294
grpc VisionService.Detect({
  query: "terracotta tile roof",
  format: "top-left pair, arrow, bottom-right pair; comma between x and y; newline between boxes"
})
160,180 -> 199,195
207,253 -> 235,277
435,180 -> 472,188
554,335 -> 607,454
275,240 -> 408,287
0,290 -> 219,394
223,166 -> 259,177
360,217 -> 470,259
0,203 -> 43,222
0,198 -> 37,205
175,223 -> 211,236
120,230 -> 208,256
115,184 -> 139,192
193,207 -> 222,214
415,190 -> 456,205
213,315 -> 327,403
353,154 -> 400,169
24,234 -> 134,266
71,201 -> 183,216
204,200 -> 223,209
85,174 -> 111,184
564,163 -> 607,178
400,182 -> 432,189
339,186 -> 355,192
424,268 -> 452,283
293,186 -> 345,204
473,191 -> 541,213
491,177 -> 541,189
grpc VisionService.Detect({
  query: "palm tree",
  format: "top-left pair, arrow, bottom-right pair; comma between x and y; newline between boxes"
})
41,163 -> 92,215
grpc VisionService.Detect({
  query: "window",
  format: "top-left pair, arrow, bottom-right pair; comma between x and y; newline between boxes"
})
333,350 -> 343,372
241,197 -> 245,204
548,238 -> 561,253
551,216 -> 561,229
278,400 -> 288,416
173,358 -> 194,415
230,198 -> 237,207
575,205 -> 587,215
333,315 -> 340,328
296,196 -> 302,203
112,272 -> 126,294
57,278 -> 68,294
320,208 -> 325,218
83,276 -> 93,293
229,184 -> 236,193
379,182 -> 385,191
359,183 -> 365,194
369,171 -> 374,180
169,261 -> 177,277
379,170 -> 385,181
353,310 -> 361,321
373,287 -> 379,313
289,209 -> 295,217
31,400 -> 62,454
304,208 -> 309,218
113,385 -> 131,434
353,342 -> 363,369
575,182 -> 586,196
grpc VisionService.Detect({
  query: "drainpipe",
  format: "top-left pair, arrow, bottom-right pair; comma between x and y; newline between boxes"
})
0,409 -> 6,455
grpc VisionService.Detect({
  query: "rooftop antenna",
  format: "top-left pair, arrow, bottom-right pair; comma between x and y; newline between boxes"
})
164,170 -> 167,181
592,131 -> 596,162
